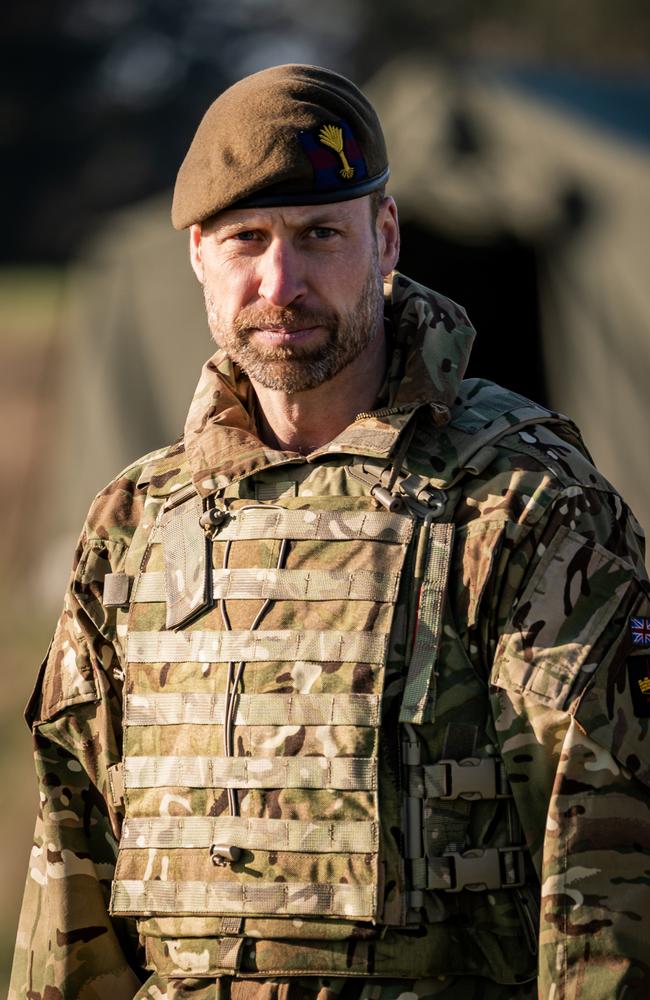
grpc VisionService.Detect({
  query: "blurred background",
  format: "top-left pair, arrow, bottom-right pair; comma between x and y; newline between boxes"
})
2,0 -> 650,988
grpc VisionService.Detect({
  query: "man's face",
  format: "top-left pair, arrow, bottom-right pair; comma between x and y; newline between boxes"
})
190,196 -> 398,393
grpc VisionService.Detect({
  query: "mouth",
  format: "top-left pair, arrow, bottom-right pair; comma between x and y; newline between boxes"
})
250,325 -> 323,345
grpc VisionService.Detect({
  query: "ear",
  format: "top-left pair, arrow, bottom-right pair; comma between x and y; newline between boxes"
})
189,224 -> 204,283
376,197 -> 400,277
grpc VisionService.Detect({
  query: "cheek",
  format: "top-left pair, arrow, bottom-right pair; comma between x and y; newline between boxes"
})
202,260 -> 256,315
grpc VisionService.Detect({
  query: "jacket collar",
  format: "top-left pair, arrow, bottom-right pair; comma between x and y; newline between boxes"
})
184,272 -> 475,495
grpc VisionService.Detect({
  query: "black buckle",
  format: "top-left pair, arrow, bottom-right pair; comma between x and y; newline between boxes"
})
445,847 -> 526,892
436,757 -> 510,800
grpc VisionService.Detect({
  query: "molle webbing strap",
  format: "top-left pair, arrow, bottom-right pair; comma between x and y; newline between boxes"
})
152,508 -> 413,544
215,937 -> 243,972
159,495 -> 210,629
120,816 -> 377,853
123,755 -> 376,790
127,629 -> 387,664
132,568 -> 400,604
399,522 -> 454,724
126,692 -> 381,727
111,879 -> 375,918
141,933 -> 244,975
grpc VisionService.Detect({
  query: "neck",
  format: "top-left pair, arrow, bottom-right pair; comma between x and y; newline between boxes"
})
251,327 -> 388,455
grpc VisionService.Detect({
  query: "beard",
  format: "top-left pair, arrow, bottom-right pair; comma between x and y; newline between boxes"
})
203,256 -> 385,394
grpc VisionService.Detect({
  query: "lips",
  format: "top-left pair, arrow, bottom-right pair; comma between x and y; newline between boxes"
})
250,325 -> 322,343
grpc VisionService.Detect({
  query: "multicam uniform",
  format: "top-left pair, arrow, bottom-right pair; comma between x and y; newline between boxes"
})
10,275 -> 650,1000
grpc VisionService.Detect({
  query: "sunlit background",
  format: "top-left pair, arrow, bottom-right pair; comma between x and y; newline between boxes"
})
2,0 -> 650,988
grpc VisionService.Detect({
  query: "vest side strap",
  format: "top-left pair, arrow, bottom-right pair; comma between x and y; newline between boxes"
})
121,816 -> 377,853
126,692 -> 381,727
132,569 -> 401,604
123,754 -> 376,790
111,879 -> 375,918
127,629 -> 388,665
399,522 -> 454,725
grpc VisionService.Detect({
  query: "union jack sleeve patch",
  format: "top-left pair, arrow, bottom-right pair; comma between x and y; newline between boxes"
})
630,617 -> 650,646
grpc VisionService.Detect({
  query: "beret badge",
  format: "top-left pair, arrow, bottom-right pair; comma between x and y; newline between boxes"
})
297,118 -> 368,194
318,124 -> 355,179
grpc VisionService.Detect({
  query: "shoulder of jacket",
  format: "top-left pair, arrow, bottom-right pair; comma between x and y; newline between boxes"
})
415,378 -> 583,488
83,438 -> 191,547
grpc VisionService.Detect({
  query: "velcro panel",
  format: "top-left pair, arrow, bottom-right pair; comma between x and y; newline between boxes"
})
121,816 -> 377,852
159,495 -> 210,629
124,755 -> 375,790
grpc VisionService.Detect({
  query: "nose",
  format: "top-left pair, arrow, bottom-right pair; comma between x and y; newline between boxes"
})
257,238 -> 306,308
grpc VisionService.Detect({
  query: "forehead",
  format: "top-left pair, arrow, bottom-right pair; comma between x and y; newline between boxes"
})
204,197 -> 371,233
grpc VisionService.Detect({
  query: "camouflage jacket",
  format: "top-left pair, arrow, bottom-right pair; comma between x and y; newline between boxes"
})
10,273 -> 650,1000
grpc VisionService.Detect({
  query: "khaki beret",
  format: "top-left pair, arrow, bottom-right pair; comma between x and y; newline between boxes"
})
171,63 -> 389,229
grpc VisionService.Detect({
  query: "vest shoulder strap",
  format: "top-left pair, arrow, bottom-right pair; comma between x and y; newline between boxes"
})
423,378 -> 589,488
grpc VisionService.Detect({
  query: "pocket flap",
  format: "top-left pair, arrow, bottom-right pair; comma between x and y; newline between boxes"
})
492,526 -> 637,710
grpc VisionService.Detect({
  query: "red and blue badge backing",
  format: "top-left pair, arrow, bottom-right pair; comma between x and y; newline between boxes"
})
298,120 -> 368,192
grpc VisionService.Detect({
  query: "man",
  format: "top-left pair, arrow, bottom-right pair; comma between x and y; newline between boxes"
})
10,64 -> 650,1000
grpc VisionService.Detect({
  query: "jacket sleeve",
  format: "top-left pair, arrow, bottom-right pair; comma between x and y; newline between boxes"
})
9,534 -> 146,999
489,485 -> 650,998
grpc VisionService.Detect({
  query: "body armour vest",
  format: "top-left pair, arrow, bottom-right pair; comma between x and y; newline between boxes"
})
103,381 -> 580,983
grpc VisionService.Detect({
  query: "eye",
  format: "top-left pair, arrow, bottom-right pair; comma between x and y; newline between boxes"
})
310,226 -> 336,239
233,230 -> 258,241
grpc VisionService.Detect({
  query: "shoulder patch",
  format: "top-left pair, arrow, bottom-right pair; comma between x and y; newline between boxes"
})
628,655 -> 650,718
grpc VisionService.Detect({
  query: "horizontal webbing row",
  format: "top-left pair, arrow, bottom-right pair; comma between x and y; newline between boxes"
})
124,755 -> 376,790
152,508 -> 413,544
133,569 -> 400,604
111,878 -> 375,917
127,629 -> 387,665
126,692 -> 381,727
121,816 -> 377,853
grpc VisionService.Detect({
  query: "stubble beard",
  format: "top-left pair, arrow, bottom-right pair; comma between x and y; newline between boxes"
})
203,256 -> 385,394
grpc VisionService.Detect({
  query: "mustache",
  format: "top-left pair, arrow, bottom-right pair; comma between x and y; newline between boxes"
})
233,305 -> 335,334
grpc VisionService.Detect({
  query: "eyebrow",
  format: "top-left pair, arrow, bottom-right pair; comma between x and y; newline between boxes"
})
212,208 -> 352,235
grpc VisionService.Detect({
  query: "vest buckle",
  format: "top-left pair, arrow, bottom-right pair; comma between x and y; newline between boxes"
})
437,757 -> 499,800
444,846 -> 526,893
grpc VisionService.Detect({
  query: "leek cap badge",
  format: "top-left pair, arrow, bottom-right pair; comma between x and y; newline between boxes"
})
318,124 -> 355,179
297,118 -> 368,192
